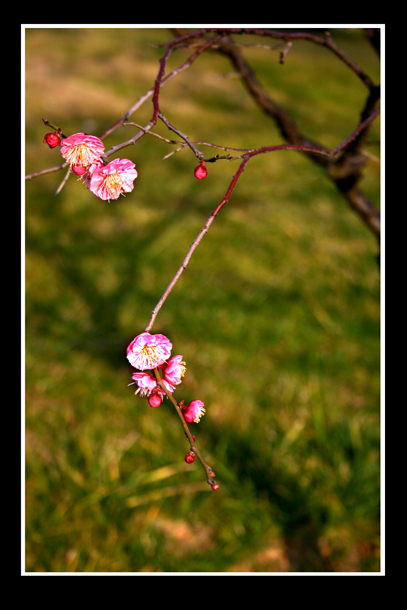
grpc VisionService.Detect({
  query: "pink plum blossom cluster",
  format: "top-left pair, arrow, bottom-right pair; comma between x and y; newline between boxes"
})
46,131 -> 138,201
126,332 -> 206,423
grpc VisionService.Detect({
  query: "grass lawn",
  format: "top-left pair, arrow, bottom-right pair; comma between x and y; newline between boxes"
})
24,27 -> 381,573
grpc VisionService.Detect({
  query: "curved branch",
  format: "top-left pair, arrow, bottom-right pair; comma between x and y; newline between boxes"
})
206,33 -> 380,240
145,109 -> 380,333
167,28 -> 377,89
153,368 -> 217,489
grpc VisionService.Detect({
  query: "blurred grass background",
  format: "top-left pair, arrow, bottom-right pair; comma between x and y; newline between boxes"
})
24,27 -> 381,573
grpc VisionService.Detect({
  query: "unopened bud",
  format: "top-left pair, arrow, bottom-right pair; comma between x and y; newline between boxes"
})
211,483 -> 220,491
185,451 -> 195,464
71,163 -> 88,176
148,392 -> 163,408
43,132 -> 61,149
194,161 -> 207,180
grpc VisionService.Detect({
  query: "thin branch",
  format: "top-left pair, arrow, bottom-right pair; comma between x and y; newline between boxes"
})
330,106 -> 380,158
205,32 -> 380,239
144,107 -> 380,332
54,167 -> 71,196
123,122 -> 251,158
145,211 -> 218,333
153,368 -> 217,488
279,41 -> 292,64
162,141 -> 255,160
164,28 -> 377,89
144,155 -> 249,333
26,35 -> 224,180
26,28 -> 380,240
158,112 -> 204,159
100,39 -> 223,140
123,121 -> 179,145
104,120 -> 155,158
42,118 -> 68,139
25,161 -> 69,180
151,34 -> 222,126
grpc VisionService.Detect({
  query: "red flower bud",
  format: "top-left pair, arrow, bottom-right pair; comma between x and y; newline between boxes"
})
211,483 -> 220,491
43,132 -> 61,149
71,163 -> 88,176
185,451 -> 195,464
194,161 -> 207,180
148,392 -> 163,408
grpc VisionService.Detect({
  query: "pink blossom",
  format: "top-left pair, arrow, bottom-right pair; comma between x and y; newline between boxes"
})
81,158 -> 105,188
131,355 -> 186,396
89,158 -> 138,201
60,133 -> 105,167
182,400 -> 206,423
160,356 -> 186,393
131,371 -> 158,397
127,332 -> 172,371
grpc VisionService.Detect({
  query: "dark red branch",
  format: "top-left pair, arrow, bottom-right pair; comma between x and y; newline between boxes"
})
166,28 -> 377,89
152,34 -> 223,125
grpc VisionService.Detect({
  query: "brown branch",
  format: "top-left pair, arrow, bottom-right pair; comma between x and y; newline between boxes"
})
152,34 -> 223,126
364,28 -> 381,57
123,122 -> 249,160
42,118 -> 68,139
145,211 -> 219,333
153,368 -> 217,489
27,28 -> 380,242
100,39 -> 223,140
279,41 -> 292,64
144,107 -> 380,333
159,30 -> 380,241
25,161 -> 69,180
26,35 -> 224,181
158,112 -> 204,159
204,33 -> 380,240
330,106 -> 380,158
167,28 -> 377,89
54,167 -> 71,196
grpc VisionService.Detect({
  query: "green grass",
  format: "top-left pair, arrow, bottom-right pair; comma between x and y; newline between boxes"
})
25,27 -> 380,573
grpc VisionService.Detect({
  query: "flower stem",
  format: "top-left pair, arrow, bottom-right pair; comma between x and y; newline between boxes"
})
153,368 -> 217,487
42,118 -> 68,138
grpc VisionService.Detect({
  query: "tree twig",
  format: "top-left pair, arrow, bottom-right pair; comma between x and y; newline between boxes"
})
153,368 -> 217,488
144,106 -> 380,332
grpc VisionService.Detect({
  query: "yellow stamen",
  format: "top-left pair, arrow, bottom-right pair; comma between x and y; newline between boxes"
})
103,172 -> 123,198
140,345 -> 162,369
65,143 -> 94,166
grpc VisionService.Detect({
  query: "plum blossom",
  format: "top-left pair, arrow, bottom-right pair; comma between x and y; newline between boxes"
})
182,400 -> 206,423
89,158 -> 138,201
158,355 -> 186,393
127,332 -> 172,371
131,371 -> 158,397
60,133 -> 105,169
81,158 -> 105,188
131,355 -> 186,405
